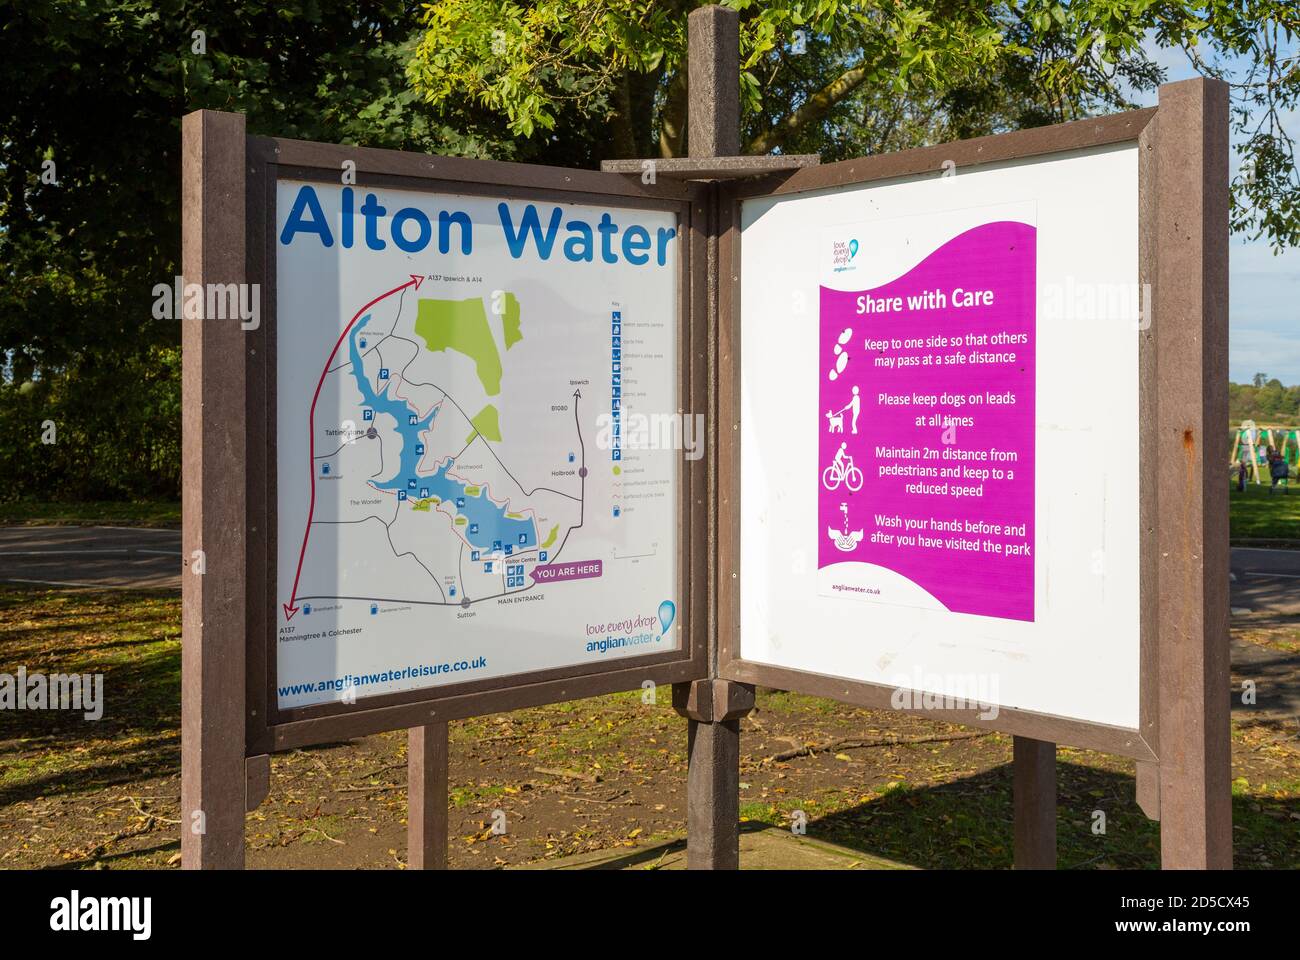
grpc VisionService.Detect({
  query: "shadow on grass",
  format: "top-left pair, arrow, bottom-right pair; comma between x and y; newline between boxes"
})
536,759 -> 1296,871
0,501 -> 180,528
800,761 -> 1298,870
1229,482 -> 1300,540
0,591 -> 181,807
42,839 -> 181,871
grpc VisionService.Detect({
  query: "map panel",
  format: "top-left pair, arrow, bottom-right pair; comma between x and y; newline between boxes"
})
275,181 -> 681,709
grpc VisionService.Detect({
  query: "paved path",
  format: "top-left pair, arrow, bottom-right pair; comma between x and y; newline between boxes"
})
0,526 -> 182,591
1229,547 -> 1300,719
1230,547 -> 1300,616
514,826 -> 911,870
3,525 -> 1285,720
1,524 -> 1296,605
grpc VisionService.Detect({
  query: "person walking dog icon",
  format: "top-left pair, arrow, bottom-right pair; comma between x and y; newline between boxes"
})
824,385 -> 861,434
842,385 -> 860,433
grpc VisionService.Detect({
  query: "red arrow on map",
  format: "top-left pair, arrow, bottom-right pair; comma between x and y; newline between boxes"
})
283,275 -> 425,622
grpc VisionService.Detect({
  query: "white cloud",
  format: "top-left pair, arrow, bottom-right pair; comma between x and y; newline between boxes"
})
1229,327 -> 1300,384
1122,35 -> 1300,383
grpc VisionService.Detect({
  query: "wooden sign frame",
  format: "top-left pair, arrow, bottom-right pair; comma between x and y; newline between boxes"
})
712,80 -> 1230,867
246,136 -> 710,753
182,1 -> 1229,869
182,114 -> 712,867
717,106 -> 1161,758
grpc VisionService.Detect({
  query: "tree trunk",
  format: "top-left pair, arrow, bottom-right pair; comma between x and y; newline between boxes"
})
610,73 -> 639,159
749,65 -> 870,154
659,69 -> 688,158
628,68 -> 662,158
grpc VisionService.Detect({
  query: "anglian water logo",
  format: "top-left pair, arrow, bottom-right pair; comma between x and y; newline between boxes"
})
831,238 -> 859,273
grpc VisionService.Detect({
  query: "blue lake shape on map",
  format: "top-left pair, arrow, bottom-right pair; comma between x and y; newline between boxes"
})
348,314 -> 536,555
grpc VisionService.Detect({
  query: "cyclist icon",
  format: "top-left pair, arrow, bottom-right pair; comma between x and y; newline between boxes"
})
822,441 -> 863,492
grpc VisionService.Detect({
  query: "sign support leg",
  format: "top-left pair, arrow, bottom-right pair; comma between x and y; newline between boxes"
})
685,720 -> 742,870
181,109 -> 249,870
1012,736 -> 1056,869
673,2 -> 750,875
1153,77 -> 1232,869
408,722 -> 449,869
1136,760 -> 1160,821
674,679 -> 755,869
686,5 -> 740,160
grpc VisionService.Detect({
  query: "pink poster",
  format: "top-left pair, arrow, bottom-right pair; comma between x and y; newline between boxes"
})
818,219 -> 1036,622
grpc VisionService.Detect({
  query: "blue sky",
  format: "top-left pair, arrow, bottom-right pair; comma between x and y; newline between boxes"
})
1130,40 -> 1300,384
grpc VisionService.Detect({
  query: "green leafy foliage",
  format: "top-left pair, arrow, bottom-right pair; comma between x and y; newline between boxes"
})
1230,377 -> 1300,427
0,1 -> 508,502
408,1 -> 1300,243
2,1 -> 1298,505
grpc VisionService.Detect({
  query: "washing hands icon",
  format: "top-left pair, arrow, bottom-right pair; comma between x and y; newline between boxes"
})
827,501 -> 864,552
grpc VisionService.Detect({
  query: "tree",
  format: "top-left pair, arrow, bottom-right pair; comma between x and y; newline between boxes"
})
3,1 -> 1297,503
0,1 -> 505,501
409,0 -> 1300,249
1230,378 -> 1300,426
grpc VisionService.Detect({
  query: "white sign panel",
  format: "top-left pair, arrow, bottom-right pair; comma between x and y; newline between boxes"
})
275,181 -> 682,708
739,144 -> 1142,729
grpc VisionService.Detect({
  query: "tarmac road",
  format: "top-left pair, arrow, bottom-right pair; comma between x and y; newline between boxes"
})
1231,547 -> 1300,617
0,524 -> 1296,609
0,525 -> 182,591
1229,547 -> 1300,719
0,525 -> 1294,714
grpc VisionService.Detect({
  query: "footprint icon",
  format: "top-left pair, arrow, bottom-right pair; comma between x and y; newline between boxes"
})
829,327 -> 852,381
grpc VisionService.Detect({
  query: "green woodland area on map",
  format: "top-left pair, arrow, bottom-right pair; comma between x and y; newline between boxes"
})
415,295 -> 522,399
466,404 -> 502,444
502,292 -> 523,349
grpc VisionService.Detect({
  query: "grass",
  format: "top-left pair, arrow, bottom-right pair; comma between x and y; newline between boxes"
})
2,584 -> 1297,869
0,500 -> 179,528
734,746 -> 1300,869
1228,480 -> 1300,541
0,587 -> 180,832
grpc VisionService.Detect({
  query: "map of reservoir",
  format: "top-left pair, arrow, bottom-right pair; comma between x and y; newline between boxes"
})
273,181 -> 682,709
286,281 -> 582,615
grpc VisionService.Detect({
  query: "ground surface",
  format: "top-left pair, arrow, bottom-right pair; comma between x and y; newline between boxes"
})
0,526 -> 182,591
1,576 -> 1297,870
513,826 -> 913,869
2,499 -> 1297,869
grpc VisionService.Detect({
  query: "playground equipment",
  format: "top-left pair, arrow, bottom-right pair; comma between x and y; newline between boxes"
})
1229,419 -> 1298,484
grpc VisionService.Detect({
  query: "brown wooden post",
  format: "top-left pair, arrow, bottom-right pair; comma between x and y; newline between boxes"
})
1012,737 -> 1056,868
669,3 -> 754,871
407,722 -> 449,869
673,680 -> 755,869
1135,103 -> 1162,827
1135,760 -> 1160,820
181,109 -> 249,869
686,4 -> 740,160
1153,77 -> 1232,869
